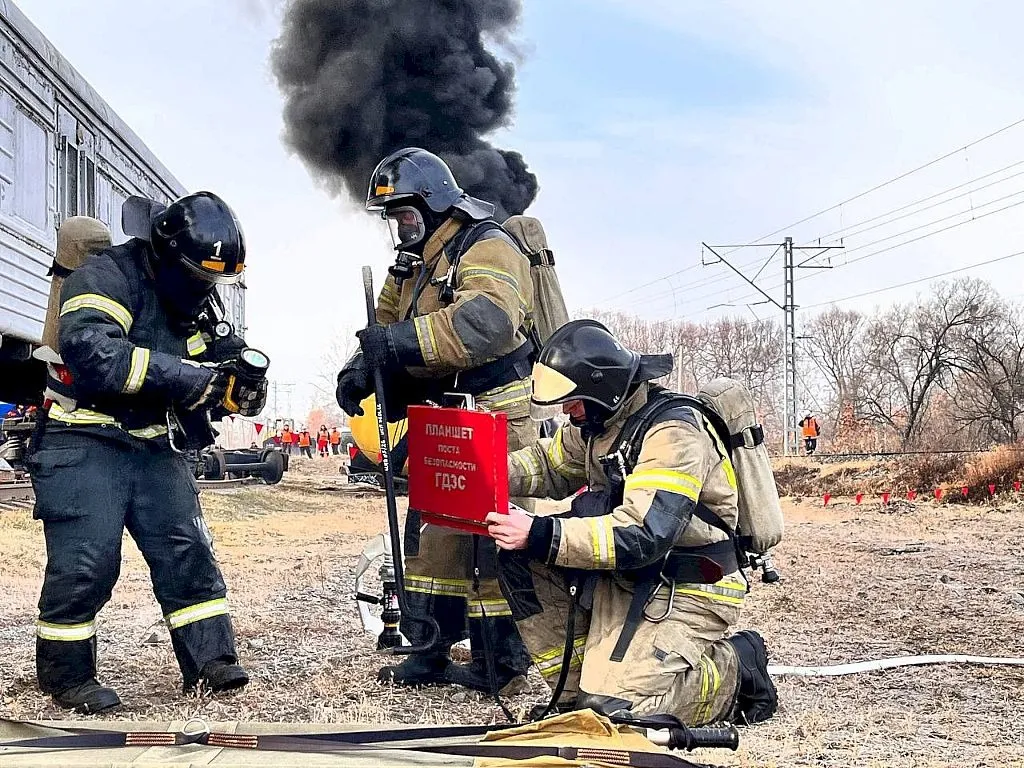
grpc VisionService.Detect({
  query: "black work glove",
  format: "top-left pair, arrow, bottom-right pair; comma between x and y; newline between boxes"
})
357,323 -> 400,373
182,365 -> 230,411
232,376 -> 268,417
336,354 -> 373,417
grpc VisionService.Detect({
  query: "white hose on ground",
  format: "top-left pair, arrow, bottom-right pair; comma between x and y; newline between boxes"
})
768,654 -> 1024,677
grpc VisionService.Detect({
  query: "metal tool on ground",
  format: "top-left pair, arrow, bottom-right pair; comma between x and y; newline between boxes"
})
361,265 -> 438,655
196,446 -> 287,485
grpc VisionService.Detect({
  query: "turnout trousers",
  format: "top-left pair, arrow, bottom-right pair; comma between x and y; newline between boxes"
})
499,559 -> 745,726
28,428 -> 238,693
399,413 -> 534,674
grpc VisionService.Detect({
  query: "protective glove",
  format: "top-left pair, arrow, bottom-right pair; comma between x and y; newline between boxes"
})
336,356 -> 373,417
232,376 -> 268,417
183,365 -> 229,412
356,323 -> 400,373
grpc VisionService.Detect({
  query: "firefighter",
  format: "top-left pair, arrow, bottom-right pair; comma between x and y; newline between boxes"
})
485,320 -> 777,726
799,414 -> 820,455
336,147 -> 533,692
28,194 -> 265,714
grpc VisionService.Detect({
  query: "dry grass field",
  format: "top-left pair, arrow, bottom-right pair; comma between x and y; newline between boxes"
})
2,455 -> 1023,766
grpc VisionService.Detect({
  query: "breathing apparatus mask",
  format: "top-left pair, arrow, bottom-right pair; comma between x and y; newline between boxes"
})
383,204 -> 438,283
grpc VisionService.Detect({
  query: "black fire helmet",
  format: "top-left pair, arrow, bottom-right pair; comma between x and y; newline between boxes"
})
125,192 -> 246,285
366,148 -> 494,220
531,319 -> 674,415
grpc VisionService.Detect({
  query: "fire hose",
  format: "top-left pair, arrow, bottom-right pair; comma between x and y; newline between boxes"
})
769,654 -> 1024,676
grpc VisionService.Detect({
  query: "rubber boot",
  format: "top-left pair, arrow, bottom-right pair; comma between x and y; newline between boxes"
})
444,615 -> 530,693
52,678 -> 121,714
378,652 -> 451,686
725,630 -> 777,724
198,659 -> 250,693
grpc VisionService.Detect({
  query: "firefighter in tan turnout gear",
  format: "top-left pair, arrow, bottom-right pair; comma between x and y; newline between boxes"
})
486,320 -> 777,726
336,147 -> 533,691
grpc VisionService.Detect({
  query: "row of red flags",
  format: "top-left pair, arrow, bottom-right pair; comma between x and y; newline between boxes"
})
822,481 -> 1021,506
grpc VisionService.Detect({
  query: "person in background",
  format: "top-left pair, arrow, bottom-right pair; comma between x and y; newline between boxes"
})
329,426 -> 342,455
298,428 -> 313,458
317,425 -> 329,457
799,414 -> 820,455
280,424 -> 294,455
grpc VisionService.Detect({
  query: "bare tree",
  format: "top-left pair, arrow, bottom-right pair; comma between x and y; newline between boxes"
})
946,300 -> 1024,443
859,280 -> 995,448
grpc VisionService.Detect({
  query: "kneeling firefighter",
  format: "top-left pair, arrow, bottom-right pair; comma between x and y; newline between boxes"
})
28,194 -> 267,714
336,147 -> 543,691
486,320 -> 778,726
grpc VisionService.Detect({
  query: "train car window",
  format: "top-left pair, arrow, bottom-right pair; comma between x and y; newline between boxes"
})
13,111 -> 47,231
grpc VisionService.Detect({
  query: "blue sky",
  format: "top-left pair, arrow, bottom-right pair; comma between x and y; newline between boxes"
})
15,0 -> 1024,419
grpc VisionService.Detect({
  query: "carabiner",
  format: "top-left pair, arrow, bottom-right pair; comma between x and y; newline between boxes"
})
643,575 -> 675,622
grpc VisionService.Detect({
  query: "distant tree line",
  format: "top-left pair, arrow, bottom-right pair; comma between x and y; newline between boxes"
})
582,277 -> 1024,452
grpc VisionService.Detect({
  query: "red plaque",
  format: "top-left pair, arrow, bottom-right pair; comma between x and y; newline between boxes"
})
407,405 -> 509,534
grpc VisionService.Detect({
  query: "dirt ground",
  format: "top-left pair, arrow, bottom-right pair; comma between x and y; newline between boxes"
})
2,455 -> 1024,767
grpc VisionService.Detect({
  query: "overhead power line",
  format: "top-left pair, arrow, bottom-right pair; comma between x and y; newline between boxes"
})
601,115 -> 1024,307
801,249 -> 1024,310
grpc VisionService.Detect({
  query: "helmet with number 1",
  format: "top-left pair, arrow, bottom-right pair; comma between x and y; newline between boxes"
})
151,192 -> 246,285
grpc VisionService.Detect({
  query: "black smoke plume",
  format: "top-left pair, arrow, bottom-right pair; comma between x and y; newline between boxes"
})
272,0 -> 538,219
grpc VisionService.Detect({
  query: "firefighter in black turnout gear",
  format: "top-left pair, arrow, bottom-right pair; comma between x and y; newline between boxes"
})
337,148 -> 534,692
29,193 -> 265,714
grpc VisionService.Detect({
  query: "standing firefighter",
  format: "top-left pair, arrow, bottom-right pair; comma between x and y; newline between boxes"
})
486,320 -> 777,726
28,194 -> 265,713
336,147 -> 534,691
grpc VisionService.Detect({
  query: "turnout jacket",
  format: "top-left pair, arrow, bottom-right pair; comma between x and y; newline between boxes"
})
50,238 -> 232,440
508,384 -> 740,571
375,217 -> 535,417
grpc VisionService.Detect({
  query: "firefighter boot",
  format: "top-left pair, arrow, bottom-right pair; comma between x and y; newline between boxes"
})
198,658 -> 250,693
444,615 -> 530,693
726,630 -> 777,724
52,679 -> 121,715
378,589 -> 462,686
378,652 -> 451,686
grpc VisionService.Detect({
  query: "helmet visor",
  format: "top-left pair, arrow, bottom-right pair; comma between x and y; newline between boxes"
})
384,206 -> 426,251
179,253 -> 244,285
531,361 -> 578,406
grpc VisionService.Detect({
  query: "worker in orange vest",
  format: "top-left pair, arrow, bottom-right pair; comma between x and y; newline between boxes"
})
298,429 -> 313,458
280,425 -> 294,455
799,413 -> 820,455
329,427 -> 342,455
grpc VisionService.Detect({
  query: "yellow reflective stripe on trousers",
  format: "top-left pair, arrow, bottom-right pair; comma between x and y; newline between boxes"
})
695,656 -> 722,723
60,294 -> 133,333
467,598 -> 513,618
533,636 -> 587,677
624,469 -> 701,501
186,332 -> 207,357
405,574 -> 470,597
122,347 -> 150,394
165,598 -> 229,630
413,315 -> 440,367
674,578 -> 747,606
588,516 -> 616,568
37,618 -> 97,641
128,424 -> 168,439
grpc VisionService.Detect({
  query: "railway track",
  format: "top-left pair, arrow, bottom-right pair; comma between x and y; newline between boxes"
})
0,481 -> 33,510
